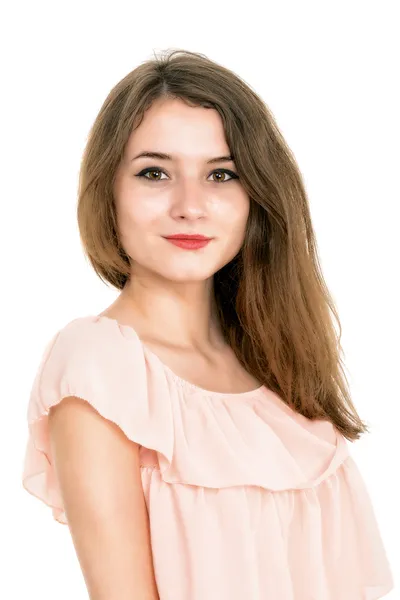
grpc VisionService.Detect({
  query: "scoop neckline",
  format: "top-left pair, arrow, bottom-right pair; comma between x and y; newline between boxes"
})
93,314 -> 265,399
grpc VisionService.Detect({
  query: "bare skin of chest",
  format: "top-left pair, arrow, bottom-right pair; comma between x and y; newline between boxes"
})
99,308 -> 262,394
141,337 -> 262,394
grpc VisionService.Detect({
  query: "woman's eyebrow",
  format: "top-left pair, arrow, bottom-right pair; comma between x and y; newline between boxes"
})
130,151 -> 235,164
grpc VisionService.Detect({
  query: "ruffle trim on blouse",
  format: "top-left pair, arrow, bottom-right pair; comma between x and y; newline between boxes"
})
22,314 -> 350,502
18,317 -> 371,497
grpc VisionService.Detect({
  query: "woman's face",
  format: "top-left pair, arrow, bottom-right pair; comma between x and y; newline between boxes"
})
113,97 -> 250,283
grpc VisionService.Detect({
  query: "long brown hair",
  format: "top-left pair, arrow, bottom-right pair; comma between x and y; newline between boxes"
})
77,48 -> 369,441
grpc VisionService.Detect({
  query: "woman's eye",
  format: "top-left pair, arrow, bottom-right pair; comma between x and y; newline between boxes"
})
209,169 -> 238,183
135,167 -> 239,183
137,168 -> 167,181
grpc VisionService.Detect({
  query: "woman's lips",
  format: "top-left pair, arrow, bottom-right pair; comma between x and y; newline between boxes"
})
164,238 -> 211,250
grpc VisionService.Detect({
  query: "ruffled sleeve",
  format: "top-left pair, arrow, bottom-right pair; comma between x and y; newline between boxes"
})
22,316 -> 174,525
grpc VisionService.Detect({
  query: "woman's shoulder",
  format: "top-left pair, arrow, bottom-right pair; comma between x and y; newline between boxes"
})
54,313 -> 139,342
32,314 -> 147,400
40,314 -> 142,363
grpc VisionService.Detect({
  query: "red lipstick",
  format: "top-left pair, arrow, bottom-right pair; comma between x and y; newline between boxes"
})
163,233 -> 212,250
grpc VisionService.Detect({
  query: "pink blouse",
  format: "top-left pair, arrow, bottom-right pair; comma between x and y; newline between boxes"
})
22,315 -> 394,599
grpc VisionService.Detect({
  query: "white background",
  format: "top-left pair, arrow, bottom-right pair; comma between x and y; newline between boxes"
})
1,0 -> 398,597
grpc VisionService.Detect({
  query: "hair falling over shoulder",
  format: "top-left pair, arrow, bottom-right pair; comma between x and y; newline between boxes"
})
76,48 -> 369,441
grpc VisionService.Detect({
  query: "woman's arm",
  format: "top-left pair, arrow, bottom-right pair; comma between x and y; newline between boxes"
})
48,395 -> 160,600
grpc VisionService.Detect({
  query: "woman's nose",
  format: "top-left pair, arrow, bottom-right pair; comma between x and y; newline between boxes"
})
169,179 -> 208,219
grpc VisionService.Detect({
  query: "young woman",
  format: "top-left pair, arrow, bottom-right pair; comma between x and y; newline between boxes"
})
22,49 -> 394,599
